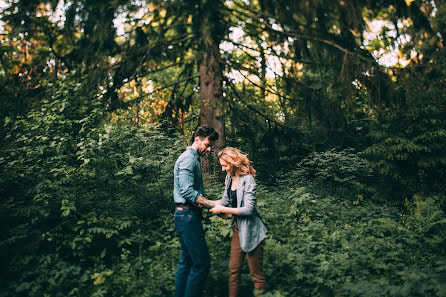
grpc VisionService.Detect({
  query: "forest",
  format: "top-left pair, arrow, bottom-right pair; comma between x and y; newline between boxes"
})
0,0 -> 445,296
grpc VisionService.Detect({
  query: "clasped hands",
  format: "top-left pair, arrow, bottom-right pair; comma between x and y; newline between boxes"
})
196,195 -> 230,219
209,202 -> 231,220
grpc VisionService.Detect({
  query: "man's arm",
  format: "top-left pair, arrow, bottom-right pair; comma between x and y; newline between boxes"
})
197,195 -> 230,219
178,170 -> 199,203
195,194 -> 219,209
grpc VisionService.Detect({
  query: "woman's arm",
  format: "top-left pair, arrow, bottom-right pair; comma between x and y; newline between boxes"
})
210,203 -> 239,215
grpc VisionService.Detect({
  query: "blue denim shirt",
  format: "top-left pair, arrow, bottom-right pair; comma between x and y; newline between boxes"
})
173,147 -> 203,204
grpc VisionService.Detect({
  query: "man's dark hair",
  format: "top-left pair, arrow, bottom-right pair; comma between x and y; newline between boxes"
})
194,125 -> 219,141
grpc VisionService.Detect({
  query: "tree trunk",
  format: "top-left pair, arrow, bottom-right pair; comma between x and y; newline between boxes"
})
199,11 -> 225,180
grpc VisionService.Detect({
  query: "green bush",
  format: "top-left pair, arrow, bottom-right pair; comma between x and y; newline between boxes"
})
284,149 -> 374,199
0,77 -> 183,297
260,183 -> 446,297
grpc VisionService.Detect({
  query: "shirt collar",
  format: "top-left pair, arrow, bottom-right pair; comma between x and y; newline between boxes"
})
186,146 -> 200,159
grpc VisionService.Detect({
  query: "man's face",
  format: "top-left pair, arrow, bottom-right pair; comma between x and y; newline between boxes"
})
196,137 -> 213,156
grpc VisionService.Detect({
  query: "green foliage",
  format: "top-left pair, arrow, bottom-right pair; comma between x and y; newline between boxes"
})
1,1 -> 445,296
259,182 -> 446,297
1,76 -> 445,296
364,55 -> 446,202
0,77 -> 183,297
285,149 -> 374,199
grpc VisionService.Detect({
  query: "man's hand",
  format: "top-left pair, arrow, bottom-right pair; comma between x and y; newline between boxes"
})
195,194 -> 216,209
196,196 -> 229,219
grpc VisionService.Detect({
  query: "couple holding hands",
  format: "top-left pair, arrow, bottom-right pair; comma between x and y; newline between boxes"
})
173,125 -> 267,297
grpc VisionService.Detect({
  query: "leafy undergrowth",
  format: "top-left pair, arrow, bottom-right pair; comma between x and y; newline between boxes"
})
181,178 -> 446,297
2,179 -> 445,297
1,84 -> 444,296
257,184 -> 446,297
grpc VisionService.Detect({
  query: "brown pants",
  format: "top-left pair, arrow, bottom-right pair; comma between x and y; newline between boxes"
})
229,223 -> 266,297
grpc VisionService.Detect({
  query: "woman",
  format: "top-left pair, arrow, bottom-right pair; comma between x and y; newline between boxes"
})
210,147 -> 267,297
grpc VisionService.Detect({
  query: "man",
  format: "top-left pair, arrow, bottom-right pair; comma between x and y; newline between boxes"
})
173,125 -> 219,297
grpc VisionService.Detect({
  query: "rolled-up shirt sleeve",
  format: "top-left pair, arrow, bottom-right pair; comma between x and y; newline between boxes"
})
178,162 -> 200,204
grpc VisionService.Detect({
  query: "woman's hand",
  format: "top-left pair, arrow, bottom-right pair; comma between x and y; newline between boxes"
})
210,204 -> 225,215
210,204 -> 239,216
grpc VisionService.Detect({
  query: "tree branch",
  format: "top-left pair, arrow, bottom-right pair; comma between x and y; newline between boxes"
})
229,6 -> 373,63
224,60 -> 296,102
225,78 -> 284,128
133,58 -> 196,80
225,39 -> 328,66
122,74 -> 200,106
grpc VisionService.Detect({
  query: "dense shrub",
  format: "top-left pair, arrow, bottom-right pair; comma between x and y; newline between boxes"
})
283,149 -> 375,200
259,183 -> 446,297
0,78 -> 183,297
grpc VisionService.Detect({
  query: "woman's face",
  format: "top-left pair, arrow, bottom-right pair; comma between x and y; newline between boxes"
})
219,158 -> 233,175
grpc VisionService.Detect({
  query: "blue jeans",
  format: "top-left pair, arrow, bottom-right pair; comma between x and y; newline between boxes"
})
174,209 -> 210,297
